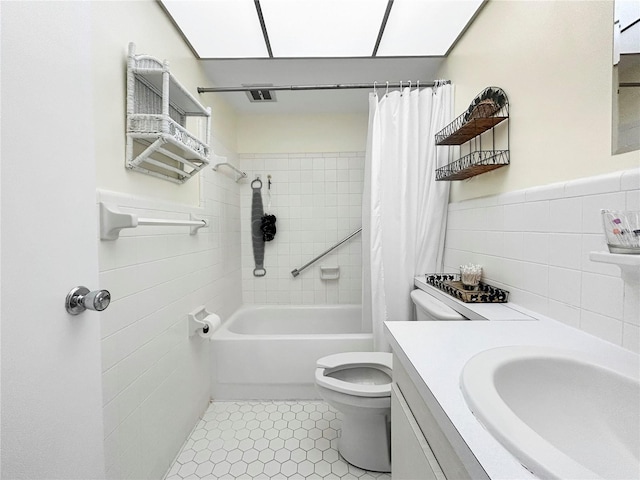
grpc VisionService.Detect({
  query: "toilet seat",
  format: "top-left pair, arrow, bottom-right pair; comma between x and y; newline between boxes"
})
315,352 -> 392,398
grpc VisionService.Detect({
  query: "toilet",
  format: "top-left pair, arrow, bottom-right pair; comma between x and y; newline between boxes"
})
315,288 -> 465,473
315,352 -> 393,472
410,288 -> 465,321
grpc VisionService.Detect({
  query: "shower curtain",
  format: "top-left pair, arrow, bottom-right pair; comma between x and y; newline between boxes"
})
362,83 -> 453,351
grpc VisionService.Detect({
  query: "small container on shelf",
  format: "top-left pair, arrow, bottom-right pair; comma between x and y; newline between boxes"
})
460,264 -> 483,290
601,209 -> 640,254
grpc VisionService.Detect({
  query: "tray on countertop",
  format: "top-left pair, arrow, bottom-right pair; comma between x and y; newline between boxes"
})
424,274 -> 509,303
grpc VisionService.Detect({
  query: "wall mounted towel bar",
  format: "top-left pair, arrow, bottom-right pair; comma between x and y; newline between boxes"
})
291,227 -> 361,278
212,162 -> 247,182
100,203 -> 208,240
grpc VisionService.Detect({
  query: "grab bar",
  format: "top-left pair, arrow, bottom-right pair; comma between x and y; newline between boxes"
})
212,162 -> 247,182
100,203 -> 208,240
291,227 -> 362,278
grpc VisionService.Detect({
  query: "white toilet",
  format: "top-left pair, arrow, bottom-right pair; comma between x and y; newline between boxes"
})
410,288 -> 465,321
315,352 -> 393,472
315,288 -> 465,472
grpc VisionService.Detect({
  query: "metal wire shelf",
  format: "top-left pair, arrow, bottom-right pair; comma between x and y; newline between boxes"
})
436,87 -> 509,145
436,116 -> 508,145
435,86 -> 509,181
436,150 -> 510,181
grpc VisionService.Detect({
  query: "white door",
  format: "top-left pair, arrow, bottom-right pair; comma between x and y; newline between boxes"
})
1,2 -> 106,478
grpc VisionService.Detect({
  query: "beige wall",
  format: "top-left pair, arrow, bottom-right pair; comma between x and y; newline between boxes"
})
438,0 -> 639,203
237,113 -> 368,153
91,0 -> 238,205
89,0 -> 638,203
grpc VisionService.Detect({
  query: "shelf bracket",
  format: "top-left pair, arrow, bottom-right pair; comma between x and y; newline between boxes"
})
100,203 -> 137,241
589,251 -> 640,328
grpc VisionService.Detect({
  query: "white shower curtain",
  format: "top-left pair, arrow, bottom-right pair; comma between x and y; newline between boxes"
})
362,83 -> 453,351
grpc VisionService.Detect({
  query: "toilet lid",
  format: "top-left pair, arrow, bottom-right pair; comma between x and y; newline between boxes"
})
315,352 -> 392,398
411,288 -> 465,320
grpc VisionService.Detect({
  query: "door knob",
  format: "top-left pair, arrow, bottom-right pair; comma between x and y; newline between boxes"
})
65,286 -> 111,315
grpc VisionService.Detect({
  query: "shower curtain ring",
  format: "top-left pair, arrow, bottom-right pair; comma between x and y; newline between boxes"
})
408,80 -> 412,91
385,81 -> 389,96
373,81 -> 378,95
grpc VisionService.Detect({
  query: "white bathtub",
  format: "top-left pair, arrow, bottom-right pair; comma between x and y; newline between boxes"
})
210,304 -> 373,400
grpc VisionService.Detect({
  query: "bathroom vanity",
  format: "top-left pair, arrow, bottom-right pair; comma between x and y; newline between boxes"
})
386,285 -> 639,480
390,354 -> 487,480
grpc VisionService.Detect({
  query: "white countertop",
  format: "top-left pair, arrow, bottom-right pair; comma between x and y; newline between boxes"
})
385,306 -> 640,479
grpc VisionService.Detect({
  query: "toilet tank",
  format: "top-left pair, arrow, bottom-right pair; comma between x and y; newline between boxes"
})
410,289 -> 465,321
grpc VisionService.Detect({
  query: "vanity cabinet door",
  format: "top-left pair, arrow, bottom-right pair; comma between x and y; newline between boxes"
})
391,383 -> 446,480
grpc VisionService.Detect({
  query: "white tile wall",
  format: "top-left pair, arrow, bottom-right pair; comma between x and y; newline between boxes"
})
97,165 -> 243,479
239,152 -> 364,305
444,167 -> 640,352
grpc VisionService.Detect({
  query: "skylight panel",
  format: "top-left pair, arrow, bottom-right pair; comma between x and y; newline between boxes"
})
161,0 -> 269,58
259,0 -> 389,57
376,0 -> 484,56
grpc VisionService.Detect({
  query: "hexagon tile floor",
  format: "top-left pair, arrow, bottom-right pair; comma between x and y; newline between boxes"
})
164,401 -> 391,480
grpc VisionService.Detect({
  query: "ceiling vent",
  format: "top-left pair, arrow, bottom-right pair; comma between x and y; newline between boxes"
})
244,84 -> 277,103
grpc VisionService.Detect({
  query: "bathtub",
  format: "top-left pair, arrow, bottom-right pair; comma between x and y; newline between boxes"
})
210,304 -> 373,400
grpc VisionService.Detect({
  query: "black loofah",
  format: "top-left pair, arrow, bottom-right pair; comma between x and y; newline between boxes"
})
260,214 -> 277,241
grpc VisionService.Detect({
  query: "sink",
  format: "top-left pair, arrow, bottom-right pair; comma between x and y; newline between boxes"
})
461,346 -> 640,479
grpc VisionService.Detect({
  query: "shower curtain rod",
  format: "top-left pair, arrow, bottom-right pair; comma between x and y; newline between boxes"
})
197,80 -> 450,94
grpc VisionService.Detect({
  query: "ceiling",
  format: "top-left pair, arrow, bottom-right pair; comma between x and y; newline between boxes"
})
159,0 -> 486,114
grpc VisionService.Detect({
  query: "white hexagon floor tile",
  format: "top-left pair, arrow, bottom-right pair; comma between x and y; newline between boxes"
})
164,401 -> 391,480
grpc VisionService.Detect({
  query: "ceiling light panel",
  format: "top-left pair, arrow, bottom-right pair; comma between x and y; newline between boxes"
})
376,0 -> 484,56
259,0 -> 389,57
161,0 -> 269,58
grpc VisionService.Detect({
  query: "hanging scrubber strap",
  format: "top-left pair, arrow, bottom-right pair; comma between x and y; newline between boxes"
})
251,178 -> 266,277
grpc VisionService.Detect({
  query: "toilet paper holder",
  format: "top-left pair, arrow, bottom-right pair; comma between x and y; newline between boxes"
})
188,305 -> 219,337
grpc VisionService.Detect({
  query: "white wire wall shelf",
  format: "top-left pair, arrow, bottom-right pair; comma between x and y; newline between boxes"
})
435,86 -> 509,181
126,42 -> 211,184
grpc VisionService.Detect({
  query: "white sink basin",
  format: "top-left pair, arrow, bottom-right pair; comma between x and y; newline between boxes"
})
461,346 -> 640,479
